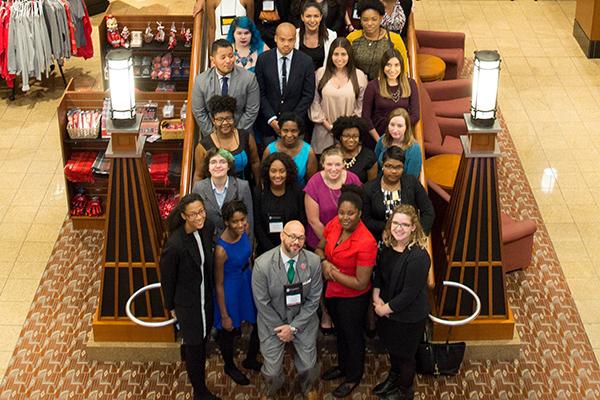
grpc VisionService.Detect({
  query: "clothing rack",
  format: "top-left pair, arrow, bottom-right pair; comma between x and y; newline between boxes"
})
1,0 -> 91,99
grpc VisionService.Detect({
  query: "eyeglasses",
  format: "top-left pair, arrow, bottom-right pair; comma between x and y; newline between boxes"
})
283,231 -> 305,242
185,209 -> 206,219
214,116 -> 234,125
209,159 -> 229,165
341,134 -> 360,140
383,164 -> 403,171
391,221 -> 412,229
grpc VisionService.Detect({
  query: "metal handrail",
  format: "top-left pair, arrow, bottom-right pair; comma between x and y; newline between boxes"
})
429,281 -> 481,326
126,283 -> 177,327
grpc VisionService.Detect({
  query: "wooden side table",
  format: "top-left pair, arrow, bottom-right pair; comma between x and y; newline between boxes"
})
417,54 -> 446,82
424,154 -> 461,191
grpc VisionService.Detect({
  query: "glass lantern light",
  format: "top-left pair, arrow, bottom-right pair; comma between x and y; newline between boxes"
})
470,50 -> 501,127
107,49 -> 136,124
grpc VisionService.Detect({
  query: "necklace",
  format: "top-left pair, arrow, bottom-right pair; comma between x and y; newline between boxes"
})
365,27 -> 382,46
344,156 -> 357,169
390,85 -> 401,102
343,146 -> 361,169
213,130 -> 240,150
234,49 -> 253,67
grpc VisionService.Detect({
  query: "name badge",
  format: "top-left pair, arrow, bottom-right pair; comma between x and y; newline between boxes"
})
221,16 -> 235,36
263,0 -> 275,11
268,214 -> 284,233
285,282 -> 303,307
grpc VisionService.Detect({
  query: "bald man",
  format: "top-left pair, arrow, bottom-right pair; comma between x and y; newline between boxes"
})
254,23 -> 315,147
252,221 -> 322,399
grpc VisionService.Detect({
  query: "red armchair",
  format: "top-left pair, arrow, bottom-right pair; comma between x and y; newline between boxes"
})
416,30 -> 465,80
423,79 -> 471,119
427,180 -> 537,273
421,86 -> 466,157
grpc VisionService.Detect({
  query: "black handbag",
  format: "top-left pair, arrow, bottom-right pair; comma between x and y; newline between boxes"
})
415,327 -> 465,376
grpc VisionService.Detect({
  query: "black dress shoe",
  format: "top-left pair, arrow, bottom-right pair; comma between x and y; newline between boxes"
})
373,371 -> 399,395
242,358 -> 263,371
321,366 -> 345,381
224,365 -> 250,385
320,325 -> 336,336
194,391 -> 221,400
332,381 -> 359,398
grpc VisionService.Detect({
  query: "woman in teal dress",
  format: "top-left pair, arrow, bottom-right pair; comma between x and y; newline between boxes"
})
262,112 -> 319,187
214,200 -> 261,385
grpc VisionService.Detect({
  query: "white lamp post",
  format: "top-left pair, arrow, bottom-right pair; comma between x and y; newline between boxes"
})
105,49 -> 142,157
106,49 -> 136,123
470,50 -> 501,128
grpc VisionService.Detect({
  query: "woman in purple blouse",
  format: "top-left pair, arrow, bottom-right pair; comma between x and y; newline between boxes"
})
361,47 -> 419,149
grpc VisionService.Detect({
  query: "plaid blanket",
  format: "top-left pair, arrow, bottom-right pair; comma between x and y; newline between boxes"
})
64,152 -> 96,183
148,153 -> 170,186
91,151 -> 111,176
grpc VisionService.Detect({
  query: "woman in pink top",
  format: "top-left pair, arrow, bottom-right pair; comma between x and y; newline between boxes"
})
304,146 -> 362,250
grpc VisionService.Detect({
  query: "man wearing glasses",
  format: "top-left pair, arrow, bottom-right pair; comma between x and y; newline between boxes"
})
252,220 -> 322,400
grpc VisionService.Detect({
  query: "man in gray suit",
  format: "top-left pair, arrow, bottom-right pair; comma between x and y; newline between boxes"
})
191,39 -> 260,137
252,221 -> 322,400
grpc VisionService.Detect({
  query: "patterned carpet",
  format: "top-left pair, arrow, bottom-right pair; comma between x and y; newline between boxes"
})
1,87 -> 600,399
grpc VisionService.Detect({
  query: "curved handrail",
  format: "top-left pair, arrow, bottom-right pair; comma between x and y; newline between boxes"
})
428,281 -> 481,326
407,14 -> 436,291
180,9 -> 209,197
126,283 -> 177,327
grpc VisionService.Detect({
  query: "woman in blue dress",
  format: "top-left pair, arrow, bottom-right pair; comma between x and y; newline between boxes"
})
214,200 -> 261,385
262,112 -> 319,187
226,16 -> 269,73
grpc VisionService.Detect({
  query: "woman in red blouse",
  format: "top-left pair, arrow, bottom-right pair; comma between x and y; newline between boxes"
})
315,185 -> 378,398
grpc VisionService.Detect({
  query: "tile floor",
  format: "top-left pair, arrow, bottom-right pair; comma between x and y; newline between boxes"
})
0,0 -> 598,382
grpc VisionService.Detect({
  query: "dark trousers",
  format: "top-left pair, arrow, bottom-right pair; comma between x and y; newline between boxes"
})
217,324 -> 260,368
325,292 -> 370,382
182,342 -> 209,397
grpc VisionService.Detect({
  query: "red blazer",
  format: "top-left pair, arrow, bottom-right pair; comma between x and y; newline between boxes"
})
323,218 -> 378,298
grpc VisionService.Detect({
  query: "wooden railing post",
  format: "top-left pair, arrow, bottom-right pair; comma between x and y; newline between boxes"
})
180,10 -> 208,197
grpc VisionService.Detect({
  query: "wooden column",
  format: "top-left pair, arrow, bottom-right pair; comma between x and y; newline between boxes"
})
574,0 -> 600,57
432,117 -> 515,341
92,118 -> 173,342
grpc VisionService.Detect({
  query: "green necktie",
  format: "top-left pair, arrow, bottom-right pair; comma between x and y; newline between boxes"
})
287,259 -> 295,284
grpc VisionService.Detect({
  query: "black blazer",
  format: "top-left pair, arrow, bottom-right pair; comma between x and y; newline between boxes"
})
159,220 -> 215,345
373,245 -> 430,322
254,48 -> 315,138
362,174 -> 434,239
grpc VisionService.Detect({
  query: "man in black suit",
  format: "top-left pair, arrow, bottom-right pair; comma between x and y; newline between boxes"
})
255,23 -> 315,146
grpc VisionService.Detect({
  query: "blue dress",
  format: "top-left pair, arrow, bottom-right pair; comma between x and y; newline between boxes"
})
214,232 -> 256,329
267,140 -> 311,186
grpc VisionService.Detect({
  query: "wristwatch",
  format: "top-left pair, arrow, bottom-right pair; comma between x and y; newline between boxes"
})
290,325 -> 298,335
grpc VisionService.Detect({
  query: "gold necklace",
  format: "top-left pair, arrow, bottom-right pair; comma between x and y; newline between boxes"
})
390,85 -> 401,103
213,129 -> 240,150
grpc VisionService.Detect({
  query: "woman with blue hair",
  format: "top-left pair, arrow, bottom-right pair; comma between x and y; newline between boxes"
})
226,16 -> 269,73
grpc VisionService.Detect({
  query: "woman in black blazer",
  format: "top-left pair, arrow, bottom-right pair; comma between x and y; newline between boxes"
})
362,146 -> 434,241
253,152 -> 307,255
159,193 -> 221,400
372,204 -> 430,400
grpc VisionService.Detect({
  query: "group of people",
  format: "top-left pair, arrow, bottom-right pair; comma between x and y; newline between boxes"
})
191,0 -> 417,154
161,0 -> 435,399
161,189 -> 431,400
